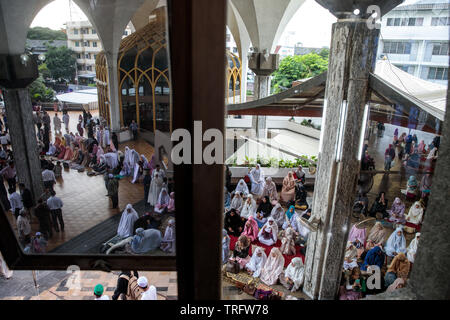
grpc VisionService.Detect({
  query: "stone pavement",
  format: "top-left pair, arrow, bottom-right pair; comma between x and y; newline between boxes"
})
0,270 -> 177,300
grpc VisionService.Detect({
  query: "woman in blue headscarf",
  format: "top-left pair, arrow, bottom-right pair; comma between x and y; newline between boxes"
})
224,187 -> 231,210
282,205 -> 296,230
384,227 -> 407,257
360,245 -> 385,271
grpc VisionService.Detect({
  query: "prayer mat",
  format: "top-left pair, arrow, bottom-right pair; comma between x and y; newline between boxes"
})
229,235 -> 304,268
256,283 -> 284,298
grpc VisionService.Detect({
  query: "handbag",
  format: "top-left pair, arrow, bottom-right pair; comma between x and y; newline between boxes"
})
253,289 -> 273,300
243,283 -> 256,296
226,260 -> 240,274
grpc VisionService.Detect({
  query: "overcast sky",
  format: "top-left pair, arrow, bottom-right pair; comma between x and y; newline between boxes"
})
31,0 -> 419,48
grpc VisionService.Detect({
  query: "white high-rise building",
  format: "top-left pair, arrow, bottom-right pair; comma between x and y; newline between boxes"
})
66,21 -> 134,75
376,0 -> 449,85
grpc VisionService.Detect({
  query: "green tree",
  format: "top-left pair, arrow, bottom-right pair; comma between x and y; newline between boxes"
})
45,46 -> 76,82
27,27 -> 67,40
38,63 -> 51,80
29,76 -> 55,102
271,53 -> 329,93
318,48 -> 330,60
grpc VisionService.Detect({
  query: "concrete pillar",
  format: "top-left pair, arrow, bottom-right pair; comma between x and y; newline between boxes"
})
248,52 -> 279,140
302,19 -> 379,300
105,52 -> 121,132
4,89 -> 43,200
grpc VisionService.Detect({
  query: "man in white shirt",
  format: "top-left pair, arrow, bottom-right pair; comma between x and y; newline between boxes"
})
93,284 -> 110,300
138,276 -> 157,300
47,191 -> 64,232
42,167 -> 56,191
8,188 -> 23,219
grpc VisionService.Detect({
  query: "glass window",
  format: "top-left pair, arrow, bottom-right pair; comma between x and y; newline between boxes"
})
75,41 -> 79,47
137,76 -> 154,131
154,48 -> 169,71
73,28 -> 78,35
92,28 -> 96,34
155,75 -> 170,133
93,41 -> 97,47
84,41 -> 89,47
428,67 -> 448,80
387,18 -> 393,26
394,18 -> 400,26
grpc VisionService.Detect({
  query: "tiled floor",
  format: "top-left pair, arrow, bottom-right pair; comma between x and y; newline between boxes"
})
0,270 -> 177,300
5,110 -> 155,252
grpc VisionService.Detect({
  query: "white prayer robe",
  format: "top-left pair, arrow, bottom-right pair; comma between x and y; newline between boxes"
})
117,204 -> 139,238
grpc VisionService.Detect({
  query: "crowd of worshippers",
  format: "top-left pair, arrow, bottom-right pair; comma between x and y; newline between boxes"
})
222,164 -> 311,293
92,273 -> 158,300
340,129 -> 437,300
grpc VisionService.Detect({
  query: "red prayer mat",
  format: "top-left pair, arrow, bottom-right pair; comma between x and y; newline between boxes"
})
229,235 -> 305,268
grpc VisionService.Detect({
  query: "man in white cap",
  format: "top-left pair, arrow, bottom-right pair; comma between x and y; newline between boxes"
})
138,276 -> 157,300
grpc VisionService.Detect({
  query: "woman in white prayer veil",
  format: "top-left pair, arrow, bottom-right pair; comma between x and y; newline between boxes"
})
0,251 -> 13,279
148,172 -> 164,206
104,127 -> 110,148
260,248 -> 285,286
120,147 -> 132,176
161,219 -> 176,253
141,154 -> 149,169
154,188 -> 170,214
257,217 -> 279,246
245,247 -> 267,278
279,257 -> 305,292
249,164 -> 265,197
117,204 -> 139,238
240,194 -> 256,220
234,179 -> 249,197
270,203 -> 285,228
230,192 -> 243,213
104,152 -> 119,169
406,232 -> 420,263
131,150 -> 141,183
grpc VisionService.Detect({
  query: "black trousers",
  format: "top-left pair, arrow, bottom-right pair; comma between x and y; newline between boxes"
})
110,194 -> 118,209
132,129 -> 138,140
7,177 -> 16,190
50,209 -> 64,232
43,180 -> 54,191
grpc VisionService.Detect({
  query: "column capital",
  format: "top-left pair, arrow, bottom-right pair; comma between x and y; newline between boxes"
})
315,0 -> 403,19
248,52 -> 279,76
0,54 -> 38,89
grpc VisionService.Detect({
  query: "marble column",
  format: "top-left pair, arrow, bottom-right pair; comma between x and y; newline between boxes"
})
248,52 -> 279,140
105,52 -> 121,132
302,19 -> 379,300
4,88 -> 43,201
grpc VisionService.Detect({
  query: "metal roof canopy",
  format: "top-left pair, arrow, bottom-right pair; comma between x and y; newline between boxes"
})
227,71 -> 444,134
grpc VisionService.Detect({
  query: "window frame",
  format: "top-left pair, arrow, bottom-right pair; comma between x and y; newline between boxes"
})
1,0 -> 225,301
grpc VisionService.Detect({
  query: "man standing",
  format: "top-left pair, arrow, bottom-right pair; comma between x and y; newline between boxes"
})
138,276 -> 157,300
112,270 -> 139,300
130,120 -> 138,141
47,190 -> 64,232
106,173 -> 119,209
384,144 -> 396,171
34,198 -> 53,239
1,161 -> 16,190
19,183 -> 34,217
143,169 -> 151,207
42,111 -> 51,152
33,111 -> 42,132
53,113 -> 62,135
62,112 -> 70,133
42,165 -> 56,191
8,187 -> 23,219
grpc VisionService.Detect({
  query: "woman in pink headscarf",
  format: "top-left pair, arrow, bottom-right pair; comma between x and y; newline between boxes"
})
347,224 -> 366,258
63,145 -> 74,161
242,216 -> 259,242
96,146 -> 104,164
57,145 -> 66,160
417,140 -> 426,154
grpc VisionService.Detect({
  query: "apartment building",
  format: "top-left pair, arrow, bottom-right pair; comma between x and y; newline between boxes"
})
376,0 -> 449,85
66,20 -> 134,74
